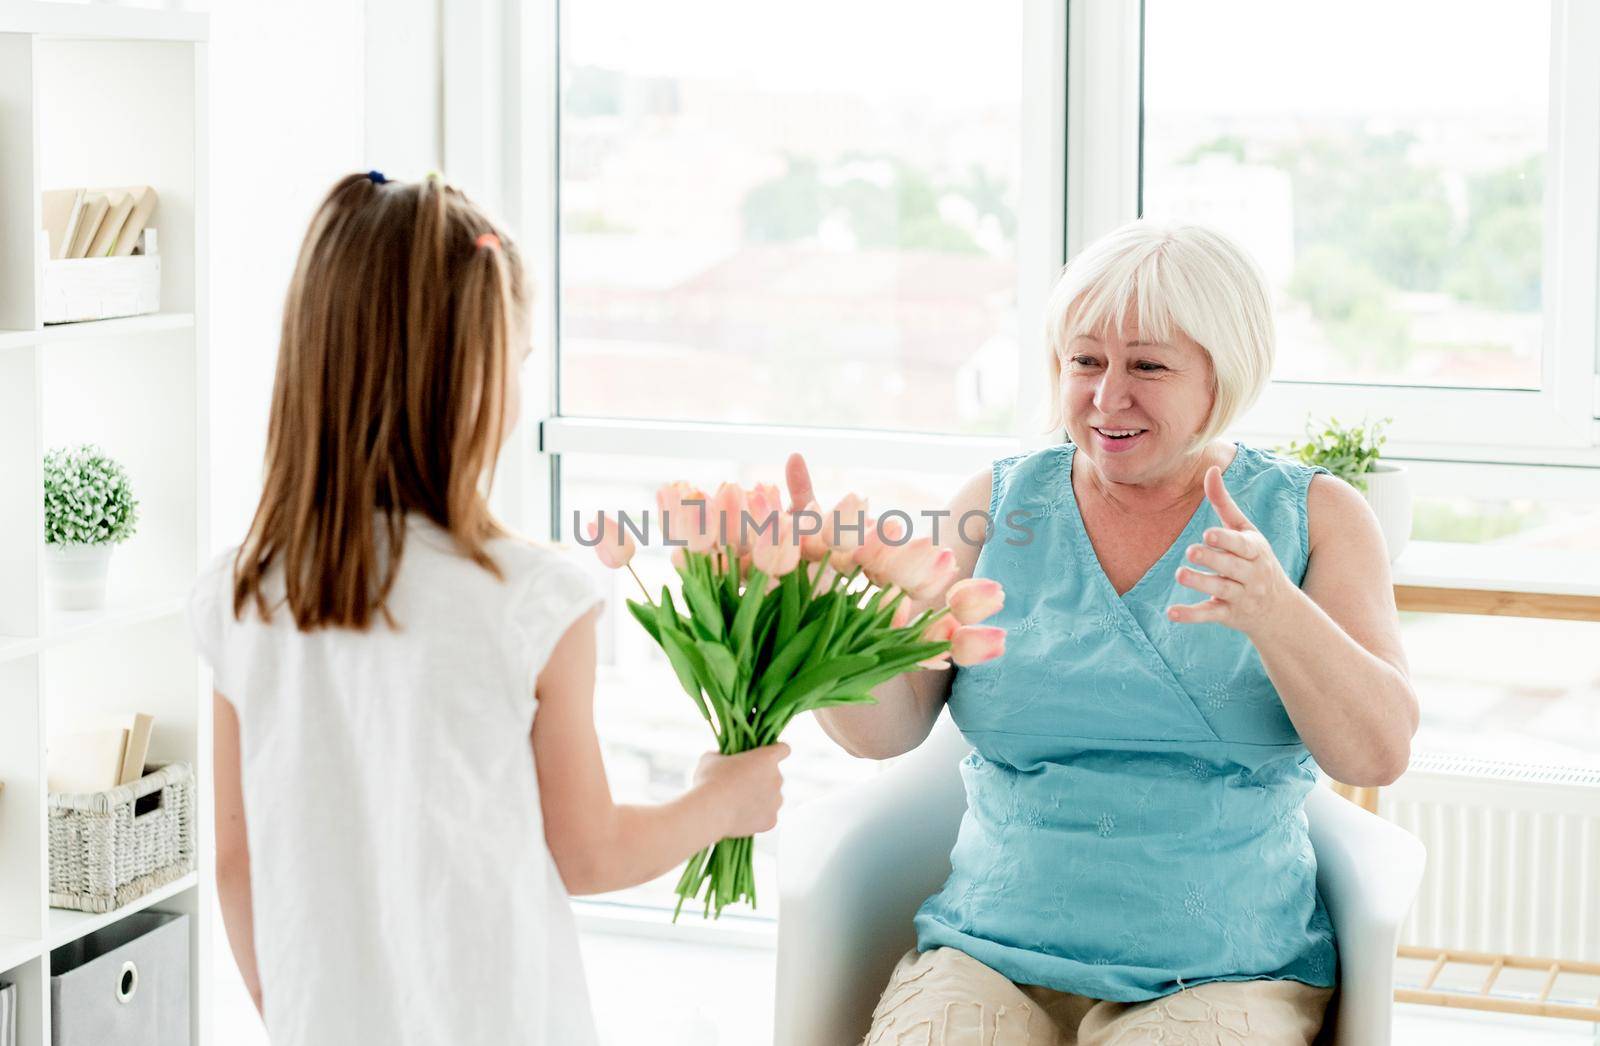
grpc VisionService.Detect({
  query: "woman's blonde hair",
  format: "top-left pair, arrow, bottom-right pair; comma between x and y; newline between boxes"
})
1042,220 -> 1274,448
233,173 -> 528,631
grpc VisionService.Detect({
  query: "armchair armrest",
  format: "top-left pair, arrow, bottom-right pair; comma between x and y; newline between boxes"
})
774,716 -> 970,1046
1305,783 -> 1426,1046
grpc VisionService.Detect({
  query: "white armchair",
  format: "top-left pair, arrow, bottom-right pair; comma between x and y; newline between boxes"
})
775,715 -> 1426,1046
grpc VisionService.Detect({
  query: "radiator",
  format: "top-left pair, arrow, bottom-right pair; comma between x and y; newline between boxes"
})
1380,753 -> 1600,963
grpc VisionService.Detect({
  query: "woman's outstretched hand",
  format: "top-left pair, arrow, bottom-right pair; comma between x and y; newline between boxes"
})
1168,466 -> 1297,636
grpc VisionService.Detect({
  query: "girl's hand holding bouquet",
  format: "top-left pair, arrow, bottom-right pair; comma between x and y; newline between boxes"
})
587,476 -> 1006,919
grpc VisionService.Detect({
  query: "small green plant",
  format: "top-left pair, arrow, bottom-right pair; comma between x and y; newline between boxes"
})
43,444 -> 139,546
1279,416 -> 1391,492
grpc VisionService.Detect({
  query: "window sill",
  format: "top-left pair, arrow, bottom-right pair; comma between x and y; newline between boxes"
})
572,898 -> 778,951
1394,541 -> 1600,618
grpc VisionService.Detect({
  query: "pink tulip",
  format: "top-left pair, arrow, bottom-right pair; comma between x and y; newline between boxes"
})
586,512 -> 637,570
655,481 -> 689,514
743,482 -> 786,555
828,493 -> 869,549
884,538 -> 944,595
751,517 -> 802,577
945,578 -> 1005,624
951,625 -> 1006,666
889,598 -> 914,630
658,481 -> 714,553
745,482 -> 783,521
923,613 -> 959,642
854,517 -> 908,584
907,548 -> 959,602
824,493 -> 870,573
711,482 -> 747,550
918,613 -> 959,670
670,548 -> 688,573
794,501 -> 831,563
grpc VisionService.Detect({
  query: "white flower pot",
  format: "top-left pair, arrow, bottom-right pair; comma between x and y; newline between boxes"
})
1360,463 -> 1411,562
45,543 -> 115,610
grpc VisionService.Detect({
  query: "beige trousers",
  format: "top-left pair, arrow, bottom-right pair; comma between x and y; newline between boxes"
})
863,948 -> 1333,1045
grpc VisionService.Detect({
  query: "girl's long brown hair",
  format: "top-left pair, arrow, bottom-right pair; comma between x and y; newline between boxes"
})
233,173 -> 528,631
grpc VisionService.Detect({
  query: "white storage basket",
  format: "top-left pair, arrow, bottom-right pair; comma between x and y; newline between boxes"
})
48,762 -> 196,914
39,228 -> 162,325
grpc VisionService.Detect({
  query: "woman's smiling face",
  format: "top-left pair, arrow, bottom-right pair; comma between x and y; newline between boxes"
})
1059,316 -> 1217,486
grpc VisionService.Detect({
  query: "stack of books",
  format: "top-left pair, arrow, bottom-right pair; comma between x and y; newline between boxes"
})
47,713 -> 158,794
41,186 -> 158,260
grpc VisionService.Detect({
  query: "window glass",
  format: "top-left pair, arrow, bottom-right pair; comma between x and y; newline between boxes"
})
559,0 -> 1026,434
1143,0 -> 1550,389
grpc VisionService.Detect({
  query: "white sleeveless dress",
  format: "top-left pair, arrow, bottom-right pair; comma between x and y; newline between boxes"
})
189,517 -> 603,1045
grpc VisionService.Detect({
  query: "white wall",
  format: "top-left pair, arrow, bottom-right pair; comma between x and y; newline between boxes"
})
208,0 -> 443,552
364,0 -> 442,177
207,0 -> 365,548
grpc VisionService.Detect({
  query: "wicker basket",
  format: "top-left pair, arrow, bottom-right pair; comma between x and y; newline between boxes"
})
48,762 -> 196,914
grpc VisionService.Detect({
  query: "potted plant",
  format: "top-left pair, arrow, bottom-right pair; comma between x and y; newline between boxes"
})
1280,416 -> 1411,561
43,444 -> 140,610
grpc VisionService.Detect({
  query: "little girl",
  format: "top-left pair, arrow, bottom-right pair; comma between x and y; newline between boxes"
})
189,172 -> 788,1045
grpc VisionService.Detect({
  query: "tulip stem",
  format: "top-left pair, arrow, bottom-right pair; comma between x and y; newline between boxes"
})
625,563 -> 651,601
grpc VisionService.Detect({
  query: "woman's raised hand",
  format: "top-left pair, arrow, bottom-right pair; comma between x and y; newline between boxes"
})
1167,466 -> 1296,636
785,452 -> 817,517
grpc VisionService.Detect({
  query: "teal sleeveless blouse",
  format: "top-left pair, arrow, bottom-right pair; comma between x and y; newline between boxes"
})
914,442 -> 1338,1002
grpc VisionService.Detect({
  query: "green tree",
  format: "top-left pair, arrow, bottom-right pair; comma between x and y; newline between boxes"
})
566,66 -> 622,118
1288,245 -> 1411,368
956,165 -> 1018,242
1412,499 -> 1547,543
1181,134 -> 1248,164
890,168 -> 978,253
1268,131 -> 1453,293
1446,156 -> 1543,311
741,157 -> 825,243
742,156 -> 982,253
1365,197 -> 1455,292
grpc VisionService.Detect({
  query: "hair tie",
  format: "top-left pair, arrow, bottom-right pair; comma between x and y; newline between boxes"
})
475,233 -> 500,250
366,170 -> 387,185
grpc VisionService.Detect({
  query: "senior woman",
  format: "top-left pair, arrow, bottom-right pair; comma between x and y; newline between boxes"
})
787,220 -> 1418,1045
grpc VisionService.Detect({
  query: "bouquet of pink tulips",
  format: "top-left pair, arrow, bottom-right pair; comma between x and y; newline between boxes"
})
587,480 -> 1007,919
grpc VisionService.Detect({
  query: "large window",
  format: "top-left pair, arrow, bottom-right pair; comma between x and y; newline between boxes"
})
558,0 -> 1026,435
497,0 -> 1600,921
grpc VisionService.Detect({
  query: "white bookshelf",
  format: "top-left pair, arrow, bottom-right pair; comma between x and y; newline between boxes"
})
0,4 -> 211,1045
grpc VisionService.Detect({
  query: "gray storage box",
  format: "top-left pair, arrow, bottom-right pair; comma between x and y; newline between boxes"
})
50,911 -> 189,1046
